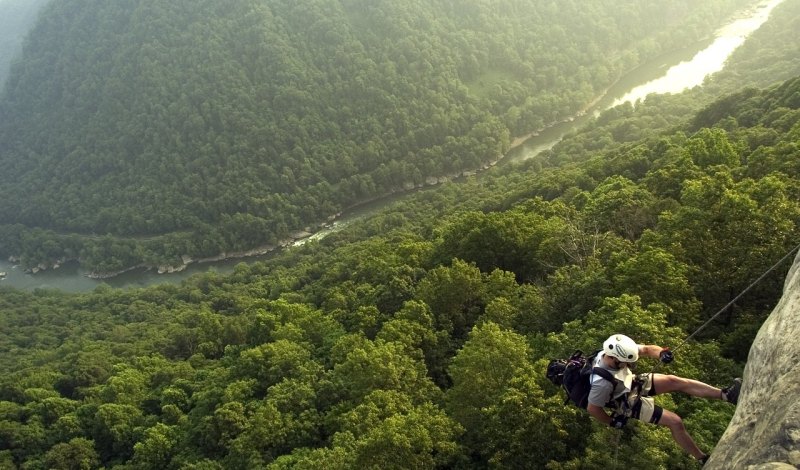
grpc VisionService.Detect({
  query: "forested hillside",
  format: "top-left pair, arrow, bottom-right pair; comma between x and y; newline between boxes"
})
1,65 -> 800,469
0,0 -> 752,273
2,1 -> 800,468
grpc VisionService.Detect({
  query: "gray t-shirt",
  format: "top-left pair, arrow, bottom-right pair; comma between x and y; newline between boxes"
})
587,354 -> 635,407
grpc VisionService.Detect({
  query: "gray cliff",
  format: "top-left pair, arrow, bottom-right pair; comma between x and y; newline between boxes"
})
707,251 -> 800,469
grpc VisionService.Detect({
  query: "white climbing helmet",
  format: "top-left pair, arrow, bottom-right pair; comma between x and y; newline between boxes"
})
604,334 -> 639,362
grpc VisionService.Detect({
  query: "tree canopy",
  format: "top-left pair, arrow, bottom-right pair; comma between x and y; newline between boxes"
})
1,67 -> 800,469
2,0 -> 800,467
0,0 -> 753,273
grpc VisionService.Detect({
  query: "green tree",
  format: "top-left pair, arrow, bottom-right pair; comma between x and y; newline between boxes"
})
415,259 -> 484,341
535,259 -> 614,333
349,399 -> 462,469
445,322 -> 532,465
613,247 -> 702,329
651,169 -> 800,324
684,128 -> 742,169
233,340 -> 322,396
131,423 -> 178,469
88,403 -> 143,464
375,300 -> 437,360
321,339 -> 440,415
43,437 -> 100,470
582,175 -> 658,240
482,369 -> 592,468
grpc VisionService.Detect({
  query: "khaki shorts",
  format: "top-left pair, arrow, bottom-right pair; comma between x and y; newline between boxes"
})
618,373 -> 664,424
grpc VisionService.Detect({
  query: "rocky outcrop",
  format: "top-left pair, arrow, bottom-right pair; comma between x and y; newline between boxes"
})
706,250 -> 800,469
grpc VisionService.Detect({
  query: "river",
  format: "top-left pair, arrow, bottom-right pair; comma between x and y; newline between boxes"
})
0,0 -> 784,293
505,0 -> 784,164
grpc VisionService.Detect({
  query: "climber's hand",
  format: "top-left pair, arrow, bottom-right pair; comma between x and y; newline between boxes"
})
610,414 -> 628,429
659,348 -> 674,364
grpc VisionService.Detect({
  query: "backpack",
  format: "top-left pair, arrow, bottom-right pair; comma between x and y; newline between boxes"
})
546,350 -> 616,408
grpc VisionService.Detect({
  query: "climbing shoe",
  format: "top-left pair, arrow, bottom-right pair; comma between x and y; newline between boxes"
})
722,378 -> 742,404
698,454 -> 710,465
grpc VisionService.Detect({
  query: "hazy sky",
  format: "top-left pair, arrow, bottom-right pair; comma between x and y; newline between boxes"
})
0,0 -> 48,86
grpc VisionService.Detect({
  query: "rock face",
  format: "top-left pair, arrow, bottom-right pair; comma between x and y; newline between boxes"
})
707,251 -> 800,469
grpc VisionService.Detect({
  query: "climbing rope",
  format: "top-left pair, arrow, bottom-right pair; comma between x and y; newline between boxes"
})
651,240 -> 800,375
612,242 -> 799,468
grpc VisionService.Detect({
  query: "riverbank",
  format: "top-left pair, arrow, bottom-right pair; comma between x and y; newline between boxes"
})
0,64 -> 722,284
0,62 -> 721,282
81,80 -> 617,282
83,231 -> 311,279
2,0 -> 779,291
